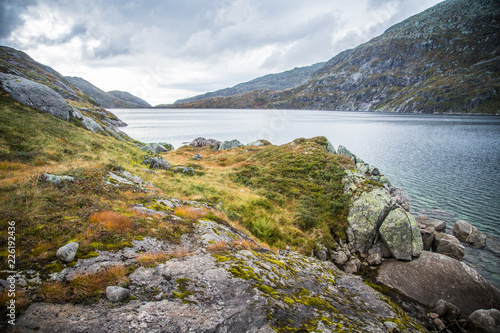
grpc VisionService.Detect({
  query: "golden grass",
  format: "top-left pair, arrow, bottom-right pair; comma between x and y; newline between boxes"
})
231,238 -> 259,251
207,240 -> 227,252
136,252 -> 170,267
174,206 -> 207,219
170,246 -> 193,258
89,211 -> 133,232
39,281 -> 72,303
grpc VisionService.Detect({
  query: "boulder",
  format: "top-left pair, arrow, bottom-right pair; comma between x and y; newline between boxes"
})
433,299 -> 461,321
453,220 -> 486,249
346,188 -> 394,253
247,140 -> 265,147
343,257 -> 362,274
366,253 -> 382,266
330,250 -> 349,266
173,166 -> 195,175
106,286 -> 130,303
416,215 -> 446,232
41,173 -> 75,185
0,73 -> 70,121
337,145 -> 357,162
388,187 -> 411,212
432,233 -> 465,260
325,140 -> 336,154
56,242 -> 79,262
378,207 -> 422,260
420,226 -> 435,251
140,143 -> 170,154
189,137 -> 221,149
376,251 -> 500,317
313,244 -> 328,261
81,115 -> 105,133
191,153 -> 203,161
142,157 -> 171,170
468,308 -> 500,333
219,139 -> 242,150
356,163 -> 370,174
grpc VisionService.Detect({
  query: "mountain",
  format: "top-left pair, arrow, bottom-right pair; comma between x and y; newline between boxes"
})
66,76 -> 151,109
171,0 -> 500,113
170,62 -> 325,106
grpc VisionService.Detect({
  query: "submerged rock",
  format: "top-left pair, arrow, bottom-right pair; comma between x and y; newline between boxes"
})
453,220 -> 486,249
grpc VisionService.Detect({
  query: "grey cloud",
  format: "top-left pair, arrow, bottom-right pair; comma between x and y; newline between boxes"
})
0,0 -> 38,40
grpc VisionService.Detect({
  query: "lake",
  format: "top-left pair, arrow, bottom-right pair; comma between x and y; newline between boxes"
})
111,108 -> 500,287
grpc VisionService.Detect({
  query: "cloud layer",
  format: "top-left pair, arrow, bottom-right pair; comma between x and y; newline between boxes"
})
0,0 -> 443,105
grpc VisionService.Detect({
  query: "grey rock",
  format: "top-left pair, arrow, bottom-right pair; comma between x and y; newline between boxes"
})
173,166 -> 195,175
433,318 -> 446,331
416,215 -> 446,232
379,207 -> 422,260
189,137 -> 221,149
366,253 -> 382,266
41,173 -> 75,185
376,251 -> 500,317
388,187 -> 411,212
433,299 -> 461,321
468,308 -> 500,333
420,226 -> 435,251
356,162 -> 370,174
0,73 -> 70,121
247,140 -> 266,147
140,143 -> 171,154
81,115 -> 105,133
142,156 -> 171,170
378,175 -> 391,185
313,245 -> 328,261
370,167 -> 380,176
432,233 -> 465,260
330,251 -> 349,266
56,242 -> 79,262
106,286 -> 130,303
191,153 -> 203,160
383,321 -> 400,333
219,139 -> 243,150
453,220 -> 486,249
343,257 -> 362,274
337,145 -> 356,162
325,140 -> 336,154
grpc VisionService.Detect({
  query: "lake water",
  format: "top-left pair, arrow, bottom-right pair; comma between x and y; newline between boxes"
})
111,108 -> 500,288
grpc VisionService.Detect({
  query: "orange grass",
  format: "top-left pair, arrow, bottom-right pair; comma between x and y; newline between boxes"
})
136,252 -> 170,267
89,211 -> 133,231
174,206 -> 207,219
207,240 -> 227,252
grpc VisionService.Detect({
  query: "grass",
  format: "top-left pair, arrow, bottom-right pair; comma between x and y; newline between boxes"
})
136,252 -> 170,267
89,211 -> 133,232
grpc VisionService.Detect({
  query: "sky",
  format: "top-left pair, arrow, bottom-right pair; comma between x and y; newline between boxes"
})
1,0 -> 443,106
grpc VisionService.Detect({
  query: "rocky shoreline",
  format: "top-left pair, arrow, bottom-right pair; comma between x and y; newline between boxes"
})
3,138 -> 499,333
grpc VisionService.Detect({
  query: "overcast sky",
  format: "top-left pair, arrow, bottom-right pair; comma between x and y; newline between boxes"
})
1,0 -> 443,105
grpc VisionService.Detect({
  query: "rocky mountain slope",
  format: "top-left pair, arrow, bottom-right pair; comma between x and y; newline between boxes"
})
170,62 -> 325,106
66,76 -> 151,109
172,0 -> 500,113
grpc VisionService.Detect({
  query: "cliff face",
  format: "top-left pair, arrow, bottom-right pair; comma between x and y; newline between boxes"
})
172,0 -> 500,113
66,77 -> 151,109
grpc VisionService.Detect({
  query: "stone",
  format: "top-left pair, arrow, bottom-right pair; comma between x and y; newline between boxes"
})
140,143 -> 170,154
337,145 -> 356,162
173,167 -> 195,175
81,115 -> 105,133
388,187 -> 411,212
330,251 -> 349,266
468,308 -> 500,333
106,286 -> 130,303
0,73 -> 70,121
346,188 -> 394,253
41,173 -> 75,185
142,156 -> 171,170
343,257 -> 362,274
432,233 -> 465,260
356,162 -> 370,174
420,226 -> 435,251
433,299 -> 461,320
416,215 -> 446,232
379,208 -> 422,260
247,140 -> 266,147
370,167 -> 380,176
191,153 -> 203,160
376,251 -> 500,317
313,245 -> 328,261
189,137 -> 221,149
383,321 -> 400,332
56,242 -> 79,262
433,318 -> 446,331
325,140 -> 336,154
366,253 -> 382,266
219,139 -> 242,150
453,220 -> 486,249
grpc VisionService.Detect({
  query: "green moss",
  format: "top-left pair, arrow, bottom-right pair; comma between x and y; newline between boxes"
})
283,297 -> 295,306
228,265 -> 263,282
80,251 -> 100,259
172,278 -> 197,304
44,262 -> 63,273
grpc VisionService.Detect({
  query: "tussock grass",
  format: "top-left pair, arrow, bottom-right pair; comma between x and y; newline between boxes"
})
136,252 -> 170,267
89,211 -> 133,232
174,206 -> 208,219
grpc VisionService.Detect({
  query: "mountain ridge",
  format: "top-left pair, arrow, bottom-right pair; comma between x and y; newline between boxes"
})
170,0 -> 500,113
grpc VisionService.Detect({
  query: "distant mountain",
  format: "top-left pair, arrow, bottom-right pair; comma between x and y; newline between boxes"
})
169,62 -> 325,106
65,76 -> 151,109
172,0 -> 499,113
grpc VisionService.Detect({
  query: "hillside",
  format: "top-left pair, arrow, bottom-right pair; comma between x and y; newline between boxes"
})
66,76 -> 151,109
169,62 -> 325,106
172,0 -> 500,113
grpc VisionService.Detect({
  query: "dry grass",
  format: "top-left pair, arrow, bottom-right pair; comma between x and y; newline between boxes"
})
39,281 -> 72,303
170,246 -> 193,258
207,240 -> 227,252
136,252 -> 170,267
174,206 -> 207,219
89,211 -> 133,232
231,239 -> 259,251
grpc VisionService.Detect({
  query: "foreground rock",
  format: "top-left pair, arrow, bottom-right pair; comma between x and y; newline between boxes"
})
106,286 -> 130,303
376,251 -> 500,317
56,242 -> 79,262
453,220 -> 487,248
468,308 -> 500,333
432,233 -> 465,260
142,156 -> 171,170
0,73 -> 70,121
219,139 -> 242,150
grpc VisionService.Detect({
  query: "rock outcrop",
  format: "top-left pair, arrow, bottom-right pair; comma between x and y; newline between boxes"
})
376,251 -> 500,317
219,139 -> 243,150
0,73 -> 70,121
189,137 -> 222,149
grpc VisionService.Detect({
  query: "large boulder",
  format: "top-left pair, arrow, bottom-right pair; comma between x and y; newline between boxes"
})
432,233 -> 465,260
189,137 -> 221,149
0,73 -> 70,121
416,215 -> 446,232
219,139 -> 242,150
140,143 -> 172,154
388,187 -> 411,212
142,157 -> 171,170
453,220 -> 486,249
378,207 -> 422,260
376,251 -> 500,317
